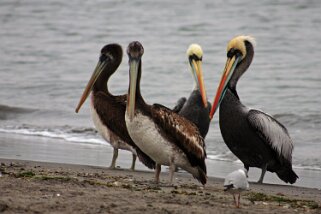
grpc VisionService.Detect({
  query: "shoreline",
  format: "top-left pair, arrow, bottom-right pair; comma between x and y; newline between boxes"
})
0,158 -> 320,213
1,132 -> 321,189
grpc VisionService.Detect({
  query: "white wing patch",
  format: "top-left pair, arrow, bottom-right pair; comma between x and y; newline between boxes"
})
248,110 -> 294,162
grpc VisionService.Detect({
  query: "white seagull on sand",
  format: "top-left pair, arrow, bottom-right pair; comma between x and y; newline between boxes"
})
224,168 -> 249,208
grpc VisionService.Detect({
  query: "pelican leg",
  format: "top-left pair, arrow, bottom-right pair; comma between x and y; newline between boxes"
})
130,154 -> 137,171
169,163 -> 176,184
155,164 -> 161,184
257,163 -> 267,183
109,148 -> 118,169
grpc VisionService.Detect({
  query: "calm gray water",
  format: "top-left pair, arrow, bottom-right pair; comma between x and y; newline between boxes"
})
1,0 -> 321,187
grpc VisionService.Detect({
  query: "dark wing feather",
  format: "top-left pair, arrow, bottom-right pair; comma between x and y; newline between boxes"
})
224,184 -> 234,191
172,97 -> 187,113
93,92 -> 155,169
151,103 -> 206,172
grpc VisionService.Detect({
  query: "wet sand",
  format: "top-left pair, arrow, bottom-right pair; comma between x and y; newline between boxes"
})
1,132 -> 321,189
0,158 -> 320,214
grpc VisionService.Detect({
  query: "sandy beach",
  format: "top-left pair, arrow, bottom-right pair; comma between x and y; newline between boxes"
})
0,158 -> 320,214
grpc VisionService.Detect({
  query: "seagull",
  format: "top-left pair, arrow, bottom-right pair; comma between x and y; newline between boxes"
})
224,168 -> 249,208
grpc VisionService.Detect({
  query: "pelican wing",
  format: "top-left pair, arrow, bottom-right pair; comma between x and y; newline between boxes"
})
94,93 -> 155,169
247,109 -> 294,162
172,97 -> 187,113
151,103 -> 206,168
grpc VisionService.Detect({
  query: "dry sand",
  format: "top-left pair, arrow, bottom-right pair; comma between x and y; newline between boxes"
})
0,158 -> 320,214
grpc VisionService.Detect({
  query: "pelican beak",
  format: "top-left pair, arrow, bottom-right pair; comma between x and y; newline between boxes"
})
75,57 -> 108,113
191,59 -> 208,108
209,55 -> 241,119
127,57 -> 139,121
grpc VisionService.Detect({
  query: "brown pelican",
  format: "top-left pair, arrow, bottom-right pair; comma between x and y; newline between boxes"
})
209,36 -> 298,184
125,41 -> 207,185
75,43 -> 155,170
173,44 -> 211,138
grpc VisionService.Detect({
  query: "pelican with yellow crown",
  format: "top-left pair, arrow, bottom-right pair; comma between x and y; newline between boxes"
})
173,44 -> 211,138
209,36 -> 298,184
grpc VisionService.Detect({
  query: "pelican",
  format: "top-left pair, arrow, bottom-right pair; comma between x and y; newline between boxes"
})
224,168 -> 249,208
173,44 -> 211,138
75,43 -> 155,170
125,41 -> 207,185
210,36 -> 298,184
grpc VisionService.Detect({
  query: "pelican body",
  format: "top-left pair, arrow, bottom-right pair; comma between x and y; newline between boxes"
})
125,41 -> 207,185
210,36 -> 298,184
173,44 -> 211,138
75,44 -> 155,170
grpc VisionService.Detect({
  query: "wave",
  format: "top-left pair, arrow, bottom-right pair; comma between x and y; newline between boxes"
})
0,104 -> 36,120
0,125 -> 108,145
207,152 -> 321,171
273,113 -> 321,126
1,124 -> 321,172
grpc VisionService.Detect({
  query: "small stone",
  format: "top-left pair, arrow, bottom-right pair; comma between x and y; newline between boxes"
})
0,202 -> 9,212
283,204 -> 290,209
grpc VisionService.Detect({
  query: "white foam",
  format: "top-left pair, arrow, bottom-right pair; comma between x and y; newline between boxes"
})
292,164 -> 321,171
0,127 -> 108,146
207,154 -> 234,162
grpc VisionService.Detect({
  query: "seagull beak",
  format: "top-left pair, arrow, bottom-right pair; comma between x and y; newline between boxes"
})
209,55 -> 241,119
75,57 -> 108,113
190,59 -> 208,108
127,57 -> 140,121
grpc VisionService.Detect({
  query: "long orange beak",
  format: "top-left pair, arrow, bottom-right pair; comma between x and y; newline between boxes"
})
75,60 -> 107,113
191,59 -> 208,108
209,55 -> 241,119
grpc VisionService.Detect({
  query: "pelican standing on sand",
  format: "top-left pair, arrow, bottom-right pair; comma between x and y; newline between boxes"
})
173,44 -> 211,138
210,36 -> 298,184
224,168 -> 249,208
125,41 -> 207,184
75,44 -> 155,170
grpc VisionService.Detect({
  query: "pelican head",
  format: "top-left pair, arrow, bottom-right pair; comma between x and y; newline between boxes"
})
186,44 -> 208,108
210,36 -> 255,119
126,41 -> 144,121
75,44 -> 122,113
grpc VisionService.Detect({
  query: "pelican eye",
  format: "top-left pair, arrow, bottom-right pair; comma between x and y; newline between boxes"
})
227,49 -> 242,59
189,54 -> 202,62
99,53 -> 114,62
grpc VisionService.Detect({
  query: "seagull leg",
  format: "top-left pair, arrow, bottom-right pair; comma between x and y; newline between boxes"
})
155,164 -> 161,184
109,148 -> 118,169
237,193 -> 241,208
130,153 -> 137,171
233,194 -> 237,207
258,163 -> 267,183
